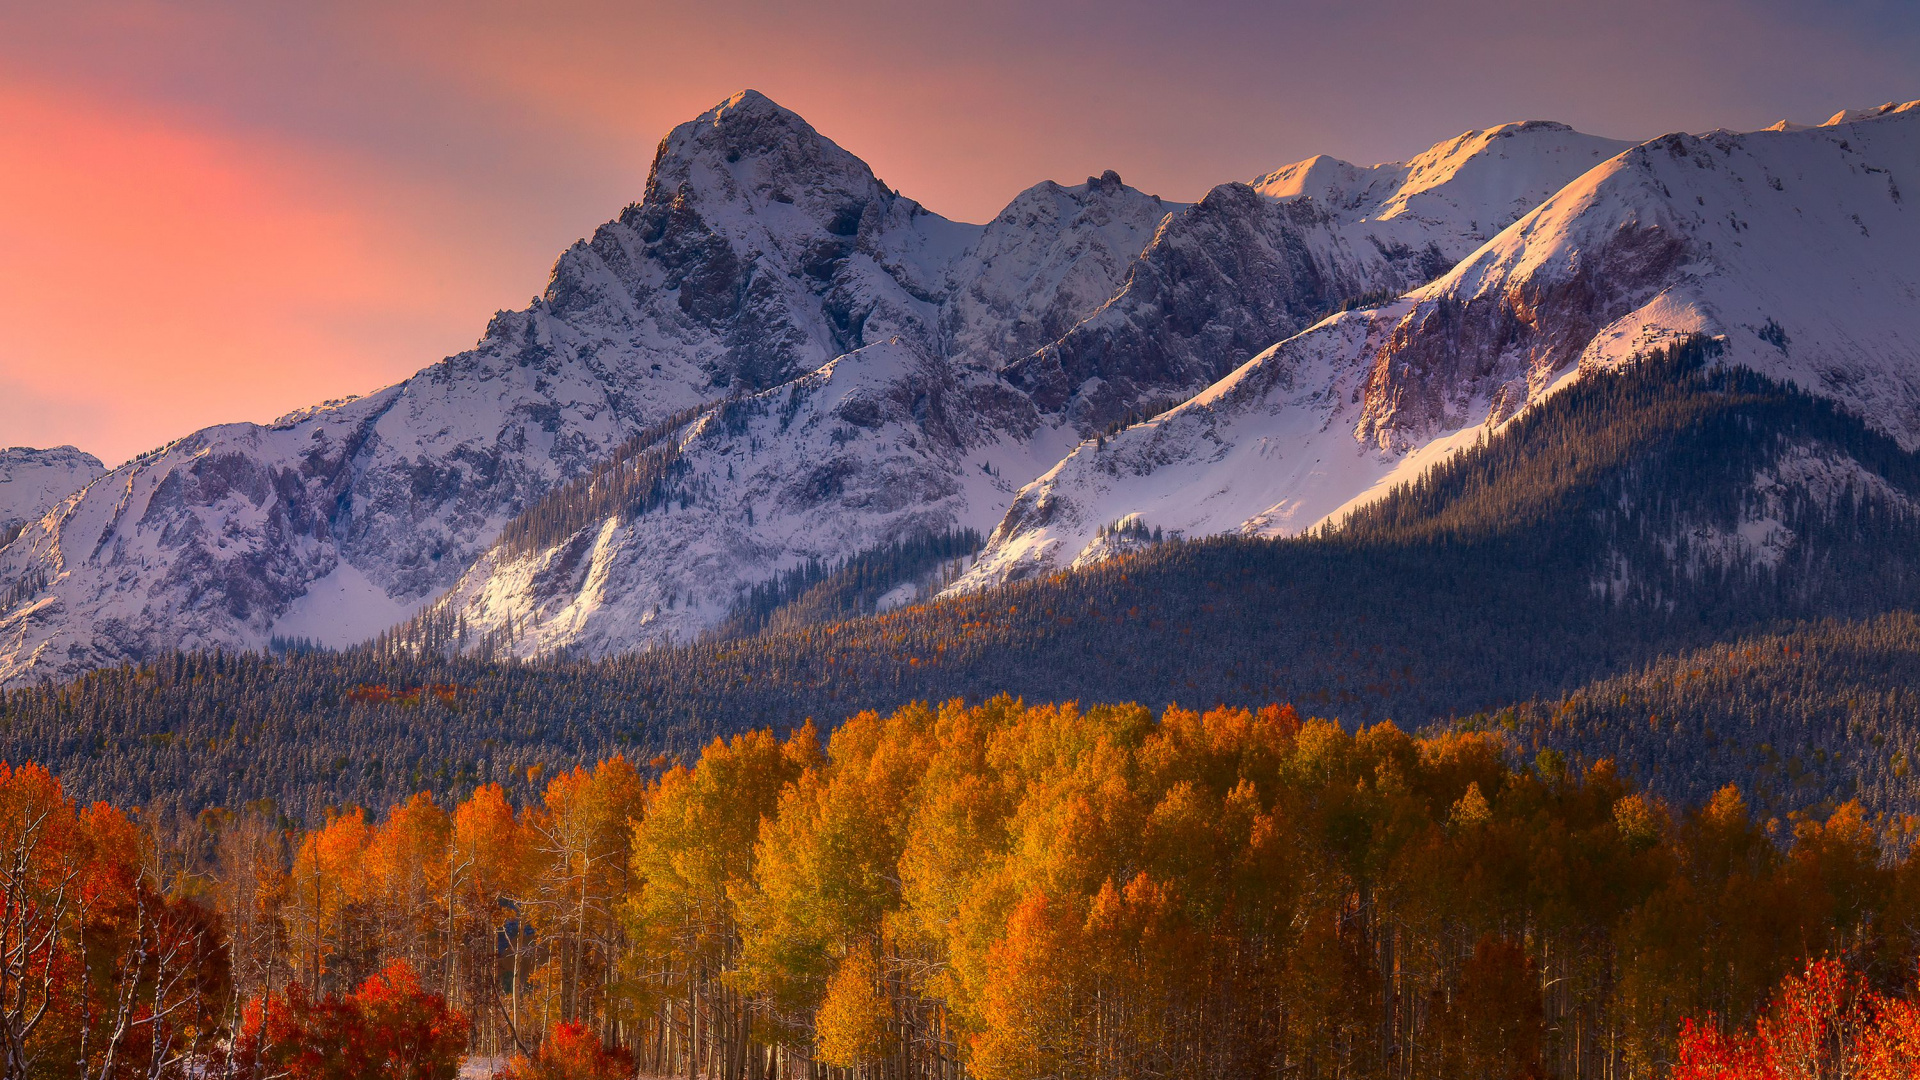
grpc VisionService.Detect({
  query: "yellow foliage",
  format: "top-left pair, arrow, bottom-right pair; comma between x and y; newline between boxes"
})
815,942 -> 890,1068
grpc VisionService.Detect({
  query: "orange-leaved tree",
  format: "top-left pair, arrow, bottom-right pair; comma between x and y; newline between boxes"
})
496,1019 -> 633,1080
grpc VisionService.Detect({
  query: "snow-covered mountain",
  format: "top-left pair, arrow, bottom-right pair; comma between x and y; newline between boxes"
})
0,91 -> 994,683
1006,121 -> 1632,431
409,121 -> 1631,660
960,101 -> 1920,590
23,84 -> 1868,681
0,447 -> 104,537
0,92 -> 1189,682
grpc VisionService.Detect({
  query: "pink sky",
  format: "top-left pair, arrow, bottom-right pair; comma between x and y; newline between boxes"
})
3,0 -> 1916,465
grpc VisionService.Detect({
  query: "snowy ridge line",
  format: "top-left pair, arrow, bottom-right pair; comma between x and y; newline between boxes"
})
954,100 -> 1920,593
9,92 -> 1916,682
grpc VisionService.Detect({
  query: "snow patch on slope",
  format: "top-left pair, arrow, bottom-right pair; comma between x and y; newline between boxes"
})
272,561 -> 424,647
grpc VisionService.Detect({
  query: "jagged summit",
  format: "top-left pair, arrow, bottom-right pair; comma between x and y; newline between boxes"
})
638,89 -> 907,231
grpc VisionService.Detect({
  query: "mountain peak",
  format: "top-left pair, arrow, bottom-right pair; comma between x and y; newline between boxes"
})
659,88 -> 839,171
701,88 -> 801,128
638,88 -> 898,230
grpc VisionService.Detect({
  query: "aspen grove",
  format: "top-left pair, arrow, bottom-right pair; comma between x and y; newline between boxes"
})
7,697 -> 1920,1079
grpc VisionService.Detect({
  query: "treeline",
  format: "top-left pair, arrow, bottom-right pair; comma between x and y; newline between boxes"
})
494,401 -> 710,560
13,698 -> 1920,1079
710,528 -> 982,640
0,649 -> 731,823
11,341 -> 1920,819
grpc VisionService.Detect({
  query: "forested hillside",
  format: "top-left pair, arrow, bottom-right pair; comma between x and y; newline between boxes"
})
1507,612 -> 1920,820
7,342 -> 1920,819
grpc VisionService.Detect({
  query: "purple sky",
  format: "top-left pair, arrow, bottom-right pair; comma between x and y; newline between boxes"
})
3,0 -> 1916,464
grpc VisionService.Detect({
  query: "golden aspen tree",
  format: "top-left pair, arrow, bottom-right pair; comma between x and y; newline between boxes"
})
286,808 -> 371,992
366,792 -> 452,981
531,757 -> 642,1032
451,783 -> 539,1052
815,942 -> 890,1070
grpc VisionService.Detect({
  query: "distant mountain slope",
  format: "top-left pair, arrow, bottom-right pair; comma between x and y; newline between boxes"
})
0,446 -> 103,540
15,343 -> 1920,817
963,101 -> 1920,588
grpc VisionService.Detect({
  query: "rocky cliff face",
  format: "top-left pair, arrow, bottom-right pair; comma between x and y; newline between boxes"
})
960,103 -> 1920,591
941,171 -> 1181,370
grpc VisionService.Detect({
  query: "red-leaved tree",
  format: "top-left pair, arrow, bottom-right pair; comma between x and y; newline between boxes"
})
232,959 -> 469,1080
1674,957 -> 1920,1080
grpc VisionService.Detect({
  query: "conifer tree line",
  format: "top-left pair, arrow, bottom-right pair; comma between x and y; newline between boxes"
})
494,400 -> 713,561
1504,611 -> 1920,821
10,696 -> 1920,1079
709,528 -> 982,640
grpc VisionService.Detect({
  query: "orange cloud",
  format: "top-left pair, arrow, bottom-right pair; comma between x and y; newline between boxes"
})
0,77 -> 531,464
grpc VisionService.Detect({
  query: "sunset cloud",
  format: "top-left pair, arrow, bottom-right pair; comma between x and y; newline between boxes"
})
0,78 -> 539,463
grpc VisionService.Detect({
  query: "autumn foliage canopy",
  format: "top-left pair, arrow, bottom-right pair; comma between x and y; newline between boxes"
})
11,695 -> 1920,1079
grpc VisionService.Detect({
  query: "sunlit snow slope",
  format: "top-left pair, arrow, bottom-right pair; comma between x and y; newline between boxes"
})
961,102 -> 1920,589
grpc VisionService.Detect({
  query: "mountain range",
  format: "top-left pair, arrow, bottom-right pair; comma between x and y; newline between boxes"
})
2,91 -> 1918,687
